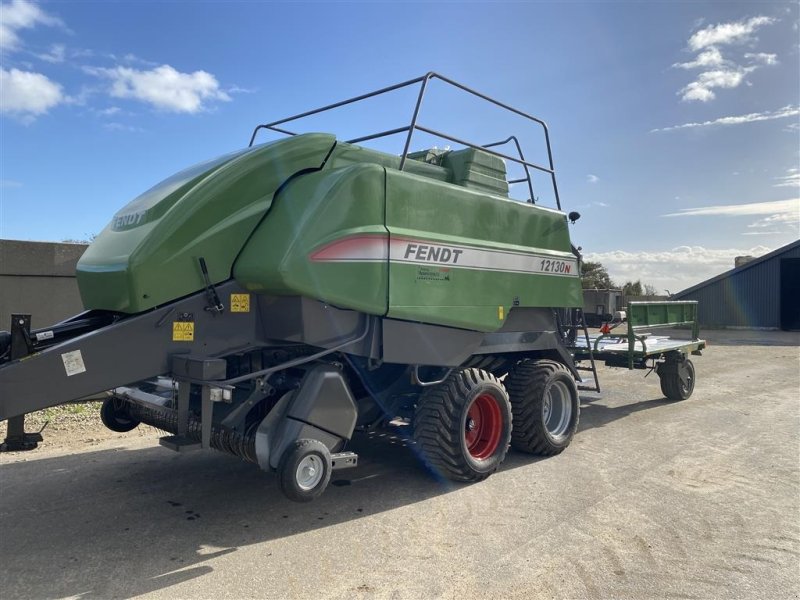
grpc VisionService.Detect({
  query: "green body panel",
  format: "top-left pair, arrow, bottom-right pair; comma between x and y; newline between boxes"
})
75,132 -> 580,334
384,171 -> 582,331
233,164 -> 389,316
77,134 -> 336,313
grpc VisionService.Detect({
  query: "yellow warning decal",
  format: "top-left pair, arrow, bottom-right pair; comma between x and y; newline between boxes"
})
231,293 -> 251,313
498,305 -> 505,320
172,321 -> 195,341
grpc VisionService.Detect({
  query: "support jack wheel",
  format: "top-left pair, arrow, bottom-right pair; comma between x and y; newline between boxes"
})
100,397 -> 140,433
278,439 -> 333,502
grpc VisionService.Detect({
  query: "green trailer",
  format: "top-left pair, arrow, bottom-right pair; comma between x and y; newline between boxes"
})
0,73 -> 704,501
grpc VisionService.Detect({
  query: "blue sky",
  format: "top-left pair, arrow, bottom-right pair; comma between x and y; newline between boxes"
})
1,0 -> 798,293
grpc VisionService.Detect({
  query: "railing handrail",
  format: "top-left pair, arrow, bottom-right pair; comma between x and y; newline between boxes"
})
248,72 -> 561,209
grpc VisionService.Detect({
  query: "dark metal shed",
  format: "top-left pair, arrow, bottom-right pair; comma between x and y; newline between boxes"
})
672,239 -> 800,330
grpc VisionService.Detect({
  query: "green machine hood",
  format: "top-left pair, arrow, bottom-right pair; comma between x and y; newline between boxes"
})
77,134 -> 336,313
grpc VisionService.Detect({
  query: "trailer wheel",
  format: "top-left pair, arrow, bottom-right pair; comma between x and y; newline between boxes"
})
413,368 -> 512,482
504,359 -> 579,456
278,439 -> 332,503
100,397 -> 140,433
658,358 -> 695,401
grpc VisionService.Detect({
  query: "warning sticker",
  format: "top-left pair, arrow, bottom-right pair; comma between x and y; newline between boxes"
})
61,350 -> 86,377
230,293 -> 251,313
498,305 -> 505,320
172,321 -> 195,341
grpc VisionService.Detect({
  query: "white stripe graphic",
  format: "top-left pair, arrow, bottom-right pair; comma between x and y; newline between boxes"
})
310,234 -> 579,278
389,238 -> 578,277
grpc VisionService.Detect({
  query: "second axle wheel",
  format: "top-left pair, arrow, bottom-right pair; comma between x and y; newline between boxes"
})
504,359 -> 579,456
413,368 -> 512,482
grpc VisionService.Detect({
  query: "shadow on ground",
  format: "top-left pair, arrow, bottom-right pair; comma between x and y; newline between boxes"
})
0,388 -> 672,599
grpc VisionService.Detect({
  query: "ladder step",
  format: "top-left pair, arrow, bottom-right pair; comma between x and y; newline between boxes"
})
578,385 -> 601,392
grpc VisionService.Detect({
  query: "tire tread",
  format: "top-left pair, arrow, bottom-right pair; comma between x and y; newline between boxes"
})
504,359 -> 579,456
413,368 -> 510,482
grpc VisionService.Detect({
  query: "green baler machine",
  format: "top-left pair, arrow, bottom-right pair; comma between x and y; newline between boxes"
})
0,74 -> 702,501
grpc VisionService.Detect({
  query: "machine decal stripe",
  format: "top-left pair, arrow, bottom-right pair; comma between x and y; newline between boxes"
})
310,234 -> 578,277
309,234 -> 389,262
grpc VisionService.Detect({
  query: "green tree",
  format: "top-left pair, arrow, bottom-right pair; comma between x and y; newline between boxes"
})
622,280 -> 643,297
581,261 -> 615,289
623,280 -> 660,297
643,283 -> 659,296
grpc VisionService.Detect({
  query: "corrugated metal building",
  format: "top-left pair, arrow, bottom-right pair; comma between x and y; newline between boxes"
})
672,239 -> 800,330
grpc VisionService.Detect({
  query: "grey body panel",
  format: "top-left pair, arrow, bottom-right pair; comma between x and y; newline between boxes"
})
258,296 -> 380,358
286,365 -> 358,440
381,319 -> 484,366
1,282 -> 576,422
0,281 -> 262,420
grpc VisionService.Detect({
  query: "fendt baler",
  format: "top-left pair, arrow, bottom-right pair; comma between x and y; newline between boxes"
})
0,74 -> 703,501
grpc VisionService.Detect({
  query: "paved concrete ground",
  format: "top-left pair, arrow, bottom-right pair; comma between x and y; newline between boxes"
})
1,331 -> 798,599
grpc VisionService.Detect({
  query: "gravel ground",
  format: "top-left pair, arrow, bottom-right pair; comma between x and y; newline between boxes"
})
0,329 -> 798,599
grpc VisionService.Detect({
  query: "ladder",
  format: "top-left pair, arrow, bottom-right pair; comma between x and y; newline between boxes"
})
563,309 -> 601,393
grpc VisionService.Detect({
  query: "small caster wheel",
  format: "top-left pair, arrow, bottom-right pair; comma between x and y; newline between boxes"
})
278,439 -> 332,502
100,397 -> 140,433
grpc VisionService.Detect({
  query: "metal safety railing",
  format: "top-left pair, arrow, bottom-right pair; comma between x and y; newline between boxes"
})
248,72 -> 561,209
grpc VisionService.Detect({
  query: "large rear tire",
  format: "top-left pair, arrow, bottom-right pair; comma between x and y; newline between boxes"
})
413,368 -> 512,482
504,359 -> 579,456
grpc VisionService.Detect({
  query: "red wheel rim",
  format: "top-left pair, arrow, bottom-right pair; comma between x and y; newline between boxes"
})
464,393 -> 503,459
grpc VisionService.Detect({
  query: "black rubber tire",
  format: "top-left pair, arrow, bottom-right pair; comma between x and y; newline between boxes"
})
100,397 -> 140,433
504,359 -> 580,456
659,358 -> 695,401
413,368 -> 512,483
278,439 -> 332,503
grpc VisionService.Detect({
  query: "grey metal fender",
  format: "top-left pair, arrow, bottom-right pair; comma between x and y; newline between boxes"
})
254,364 -> 358,471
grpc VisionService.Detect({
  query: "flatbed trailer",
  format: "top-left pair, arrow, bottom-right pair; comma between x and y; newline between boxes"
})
571,301 -> 705,400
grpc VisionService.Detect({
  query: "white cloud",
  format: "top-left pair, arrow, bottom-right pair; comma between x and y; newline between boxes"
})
651,105 -> 800,133
89,64 -> 231,113
0,179 -> 23,188
675,16 -> 778,103
0,0 -> 63,51
103,122 -> 143,133
584,245 -> 772,294
662,197 -> 800,235
774,168 -> 800,188
120,52 -> 157,67
0,67 -> 63,119
587,174 -> 599,184
744,52 -> 778,65
747,212 -> 799,229
37,42 -> 65,63
679,67 -> 754,102
673,47 -> 726,70
688,16 -> 776,51
662,198 -> 799,218
98,106 -> 121,116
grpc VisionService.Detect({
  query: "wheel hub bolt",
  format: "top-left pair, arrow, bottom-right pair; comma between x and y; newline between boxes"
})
466,418 -> 476,431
